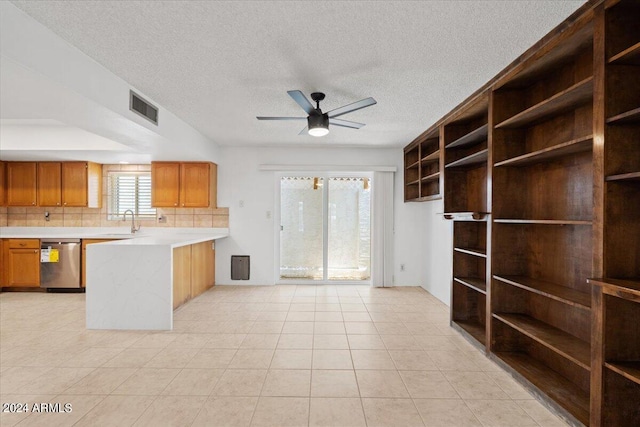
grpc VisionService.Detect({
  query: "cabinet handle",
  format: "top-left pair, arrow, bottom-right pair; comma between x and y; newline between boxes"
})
57,203 -> 60,206
34,250 -> 37,253
64,202 -> 67,205
32,202 -> 35,205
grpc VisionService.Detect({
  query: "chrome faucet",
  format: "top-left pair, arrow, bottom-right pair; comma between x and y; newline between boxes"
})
123,209 -> 141,234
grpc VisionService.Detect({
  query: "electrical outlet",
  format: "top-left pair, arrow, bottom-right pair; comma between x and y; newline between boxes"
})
400,264 -> 405,272
266,210 -> 271,219
157,215 -> 167,223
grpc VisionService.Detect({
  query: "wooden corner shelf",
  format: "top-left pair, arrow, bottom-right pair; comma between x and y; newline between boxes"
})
421,171 -> 440,182
606,106 -> 640,124
494,313 -> 591,370
493,275 -> 591,310
454,277 -> 487,294
416,194 -> 443,202
445,149 -> 488,168
406,179 -> 420,186
452,319 -> 486,347
494,219 -> 592,225
496,77 -> 593,129
605,362 -> 640,386
494,136 -> 593,167
454,247 -> 487,258
493,352 -> 590,426
608,41 -> 640,65
406,160 -> 419,169
445,124 -> 488,149
606,171 -> 640,182
421,150 -> 440,163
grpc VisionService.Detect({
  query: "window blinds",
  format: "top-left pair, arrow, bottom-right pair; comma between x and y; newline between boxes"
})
108,172 -> 156,219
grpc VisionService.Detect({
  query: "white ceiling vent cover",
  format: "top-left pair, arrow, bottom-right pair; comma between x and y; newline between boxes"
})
129,90 -> 158,125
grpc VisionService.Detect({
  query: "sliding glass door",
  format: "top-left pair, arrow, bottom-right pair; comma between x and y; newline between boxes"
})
279,174 -> 371,283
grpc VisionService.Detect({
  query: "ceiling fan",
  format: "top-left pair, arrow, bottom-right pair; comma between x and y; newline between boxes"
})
257,90 -> 377,137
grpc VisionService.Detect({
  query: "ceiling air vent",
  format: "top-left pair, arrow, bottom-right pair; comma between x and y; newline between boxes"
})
129,90 -> 158,125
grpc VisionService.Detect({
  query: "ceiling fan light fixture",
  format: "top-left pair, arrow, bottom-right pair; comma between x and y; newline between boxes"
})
307,113 -> 329,137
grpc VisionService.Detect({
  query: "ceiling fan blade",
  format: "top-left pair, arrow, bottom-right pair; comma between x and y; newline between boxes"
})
287,90 -> 315,115
329,118 -> 365,129
327,97 -> 377,118
256,116 -> 306,120
298,126 -> 309,135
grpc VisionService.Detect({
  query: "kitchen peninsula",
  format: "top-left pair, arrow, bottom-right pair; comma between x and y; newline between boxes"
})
0,227 -> 228,330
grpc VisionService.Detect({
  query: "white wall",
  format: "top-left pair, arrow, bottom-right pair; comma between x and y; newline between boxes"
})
420,199 -> 453,305
215,145 -> 427,288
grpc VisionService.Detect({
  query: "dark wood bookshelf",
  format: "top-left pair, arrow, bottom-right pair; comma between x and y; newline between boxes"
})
454,277 -> 487,294
493,219 -> 592,225
453,319 -> 486,346
494,136 -> 593,167
421,149 -> 440,163
605,171 -> 640,182
445,124 -> 488,149
493,275 -> 591,310
445,149 -> 488,169
420,171 -> 440,182
605,362 -> 640,386
494,313 -> 591,370
608,41 -> 640,65
493,352 -> 590,426
606,106 -> 640,124
453,247 -> 487,258
495,77 -> 593,129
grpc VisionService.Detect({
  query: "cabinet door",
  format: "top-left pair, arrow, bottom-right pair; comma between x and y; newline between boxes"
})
7,248 -> 40,287
191,241 -> 215,298
7,162 -> 37,206
180,163 -> 210,207
151,162 -> 180,207
38,162 -> 62,207
0,161 -> 6,206
62,162 -> 88,207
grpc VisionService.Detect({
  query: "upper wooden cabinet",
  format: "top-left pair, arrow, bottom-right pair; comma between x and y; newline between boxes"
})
62,162 -> 102,208
38,162 -> 62,207
10,161 -> 102,208
151,162 -> 217,208
0,161 -> 6,206
6,162 -> 37,206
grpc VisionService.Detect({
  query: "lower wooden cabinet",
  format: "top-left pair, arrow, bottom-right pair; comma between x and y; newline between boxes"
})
172,240 -> 215,309
2,239 -> 40,287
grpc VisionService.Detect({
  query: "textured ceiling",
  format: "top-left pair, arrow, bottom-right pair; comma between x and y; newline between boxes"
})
10,0 -> 585,148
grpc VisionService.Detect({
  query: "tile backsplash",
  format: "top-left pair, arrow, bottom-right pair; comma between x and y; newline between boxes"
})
0,164 -> 229,229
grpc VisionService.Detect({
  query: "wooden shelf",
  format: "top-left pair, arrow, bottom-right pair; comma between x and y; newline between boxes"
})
494,352 -> 590,426
454,277 -> 487,294
496,77 -> 593,129
406,179 -> 420,186
588,277 -> 640,298
446,124 -> 488,149
445,149 -> 488,168
416,194 -> 442,202
421,150 -> 440,163
605,362 -> 640,386
452,319 -> 486,347
493,275 -> 591,309
494,313 -> 590,370
421,172 -> 440,182
494,219 -> 592,225
606,171 -> 640,182
494,136 -> 593,167
608,41 -> 640,65
406,160 -> 419,169
607,106 -> 640,124
454,247 -> 487,258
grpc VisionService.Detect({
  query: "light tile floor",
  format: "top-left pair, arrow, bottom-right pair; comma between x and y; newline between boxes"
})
0,285 -> 569,426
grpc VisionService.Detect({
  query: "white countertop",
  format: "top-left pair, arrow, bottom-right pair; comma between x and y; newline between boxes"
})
0,227 -> 229,248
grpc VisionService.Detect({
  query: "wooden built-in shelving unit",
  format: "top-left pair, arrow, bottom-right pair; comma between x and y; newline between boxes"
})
403,128 -> 442,201
402,0 -> 638,424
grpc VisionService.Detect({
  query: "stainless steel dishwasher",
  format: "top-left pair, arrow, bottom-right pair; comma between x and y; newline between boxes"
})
40,239 -> 82,289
